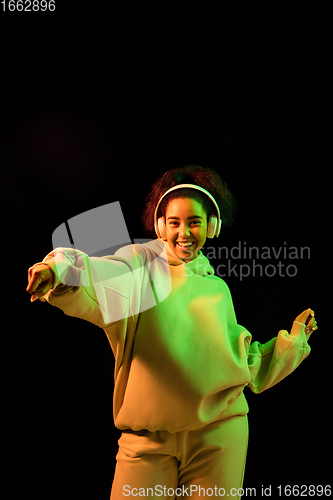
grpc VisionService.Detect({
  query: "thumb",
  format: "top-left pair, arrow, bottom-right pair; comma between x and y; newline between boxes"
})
31,289 -> 47,302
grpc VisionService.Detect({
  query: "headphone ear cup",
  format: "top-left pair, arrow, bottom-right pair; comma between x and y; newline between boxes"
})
206,216 -> 217,238
158,217 -> 167,240
217,218 -> 222,237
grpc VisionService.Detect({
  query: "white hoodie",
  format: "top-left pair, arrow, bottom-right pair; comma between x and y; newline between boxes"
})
29,239 -> 311,433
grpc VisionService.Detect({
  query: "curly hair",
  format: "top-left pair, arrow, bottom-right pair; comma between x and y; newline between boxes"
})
141,164 -> 237,238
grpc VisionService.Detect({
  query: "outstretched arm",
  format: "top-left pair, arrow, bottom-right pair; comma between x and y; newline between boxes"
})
247,308 -> 317,394
26,247 -> 135,328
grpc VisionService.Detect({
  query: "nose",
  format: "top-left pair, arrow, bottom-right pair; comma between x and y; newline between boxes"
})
179,223 -> 191,238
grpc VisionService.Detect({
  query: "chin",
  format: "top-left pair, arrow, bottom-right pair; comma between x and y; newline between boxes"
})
173,241 -> 198,261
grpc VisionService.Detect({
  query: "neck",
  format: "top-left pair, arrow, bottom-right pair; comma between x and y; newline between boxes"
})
158,238 -> 185,265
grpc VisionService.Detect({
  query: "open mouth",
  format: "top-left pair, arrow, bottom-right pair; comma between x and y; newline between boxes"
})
176,241 -> 195,250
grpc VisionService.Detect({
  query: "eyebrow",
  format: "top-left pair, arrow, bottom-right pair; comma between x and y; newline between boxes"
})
167,215 -> 203,220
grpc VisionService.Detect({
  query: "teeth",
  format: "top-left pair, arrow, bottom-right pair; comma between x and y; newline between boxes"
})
177,242 -> 194,247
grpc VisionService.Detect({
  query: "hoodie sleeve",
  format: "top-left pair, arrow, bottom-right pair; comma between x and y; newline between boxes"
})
29,247 -> 138,328
246,320 -> 311,394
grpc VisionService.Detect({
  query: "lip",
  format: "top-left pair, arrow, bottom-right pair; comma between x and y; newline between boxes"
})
176,241 -> 195,249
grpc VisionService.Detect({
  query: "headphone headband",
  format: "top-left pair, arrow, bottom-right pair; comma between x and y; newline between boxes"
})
153,183 -> 221,238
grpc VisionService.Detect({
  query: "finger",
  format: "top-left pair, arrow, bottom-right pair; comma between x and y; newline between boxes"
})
30,281 -> 53,302
26,275 -> 43,295
30,288 -> 47,302
26,277 -> 36,294
306,317 -> 317,328
305,319 -> 318,334
27,264 -> 49,293
27,266 -> 38,291
306,309 -> 315,322
30,291 -> 41,302
31,294 -> 46,303
26,275 -> 34,293
28,277 -> 46,302
296,308 -> 314,325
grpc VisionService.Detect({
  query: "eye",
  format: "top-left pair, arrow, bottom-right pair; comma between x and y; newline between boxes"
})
167,220 -> 202,227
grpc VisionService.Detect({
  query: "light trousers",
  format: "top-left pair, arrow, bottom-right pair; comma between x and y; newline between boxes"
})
110,415 -> 249,499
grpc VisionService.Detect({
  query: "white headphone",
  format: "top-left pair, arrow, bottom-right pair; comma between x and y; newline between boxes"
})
153,183 -> 222,240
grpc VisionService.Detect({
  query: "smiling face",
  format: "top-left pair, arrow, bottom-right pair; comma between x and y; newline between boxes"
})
164,197 -> 208,262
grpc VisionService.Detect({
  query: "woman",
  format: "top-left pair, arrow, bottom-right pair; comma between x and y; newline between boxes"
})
26,164 -> 317,499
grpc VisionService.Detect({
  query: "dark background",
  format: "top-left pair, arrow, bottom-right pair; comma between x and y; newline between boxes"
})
1,114 -> 329,499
